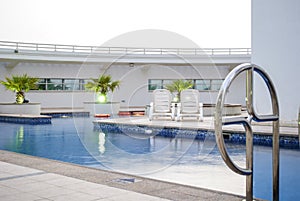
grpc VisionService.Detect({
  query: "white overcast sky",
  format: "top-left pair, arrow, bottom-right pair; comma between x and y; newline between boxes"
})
0,0 -> 251,48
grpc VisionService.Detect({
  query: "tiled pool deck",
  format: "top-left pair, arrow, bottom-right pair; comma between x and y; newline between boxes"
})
0,150 -> 248,201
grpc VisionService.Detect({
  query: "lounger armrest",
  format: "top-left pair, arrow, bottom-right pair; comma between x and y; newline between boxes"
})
149,102 -> 154,120
171,103 -> 176,120
176,103 -> 181,116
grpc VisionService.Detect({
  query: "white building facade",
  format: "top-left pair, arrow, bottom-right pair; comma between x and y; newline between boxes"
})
252,0 -> 300,124
0,43 -> 250,109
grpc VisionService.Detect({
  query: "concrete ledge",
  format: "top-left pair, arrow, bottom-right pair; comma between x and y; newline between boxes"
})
0,103 -> 41,115
84,102 -> 120,115
203,103 -> 242,116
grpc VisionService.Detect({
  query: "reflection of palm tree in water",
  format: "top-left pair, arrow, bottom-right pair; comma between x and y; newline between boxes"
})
16,126 -> 24,148
98,132 -> 106,154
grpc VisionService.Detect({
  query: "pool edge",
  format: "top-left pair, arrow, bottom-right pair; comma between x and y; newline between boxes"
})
0,150 -> 264,201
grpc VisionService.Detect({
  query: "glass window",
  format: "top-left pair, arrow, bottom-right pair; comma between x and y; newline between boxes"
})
162,79 -> 173,89
149,79 -> 224,92
63,79 -> 80,91
79,79 -> 86,90
148,80 -> 162,91
46,79 -> 63,90
211,79 -> 224,91
37,79 -> 47,90
195,80 -> 210,90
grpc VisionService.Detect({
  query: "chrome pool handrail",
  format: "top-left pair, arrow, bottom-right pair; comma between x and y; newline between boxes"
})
214,63 -> 280,201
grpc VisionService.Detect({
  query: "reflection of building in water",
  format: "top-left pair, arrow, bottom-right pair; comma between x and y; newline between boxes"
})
98,132 -> 106,154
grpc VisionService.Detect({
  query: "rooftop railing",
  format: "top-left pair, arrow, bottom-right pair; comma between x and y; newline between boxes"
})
0,40 -> 251,56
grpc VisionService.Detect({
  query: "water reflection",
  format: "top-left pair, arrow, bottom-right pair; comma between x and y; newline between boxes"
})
98,132 -> 106,154
16,126 -> 24,148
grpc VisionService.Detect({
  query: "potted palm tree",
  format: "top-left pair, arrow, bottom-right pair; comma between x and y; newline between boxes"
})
0,74 -> 41,115
85,74 -> 120,103
166,79 -> 193,102
84,74 -> 121,116
0,74 -> 39,104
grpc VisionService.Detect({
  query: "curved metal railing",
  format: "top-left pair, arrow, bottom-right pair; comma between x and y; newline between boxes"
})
0,40 -> 251,56
214,63 -> 279,201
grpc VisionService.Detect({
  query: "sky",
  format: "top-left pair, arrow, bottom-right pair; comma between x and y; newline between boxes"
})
0,0 -> 251,48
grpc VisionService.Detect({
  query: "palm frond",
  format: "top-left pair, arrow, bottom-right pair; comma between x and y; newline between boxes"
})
0,74 -> 39,92
0,74 -> 39,103
85,74 -> 120,94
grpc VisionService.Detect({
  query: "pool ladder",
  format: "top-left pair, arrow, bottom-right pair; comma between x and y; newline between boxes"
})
214,63 -> 280,201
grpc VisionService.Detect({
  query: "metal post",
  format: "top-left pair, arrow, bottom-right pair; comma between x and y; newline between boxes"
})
298,107 -> 300,146
214,63 -> 280,201
273,120 -> 280,201
245,69 -> 254,200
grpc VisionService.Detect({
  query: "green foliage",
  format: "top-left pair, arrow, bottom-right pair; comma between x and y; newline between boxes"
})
165,80 -> 194,102
165,80 -> 193,93
0,74 -> 39,104
85,74 -> 120,95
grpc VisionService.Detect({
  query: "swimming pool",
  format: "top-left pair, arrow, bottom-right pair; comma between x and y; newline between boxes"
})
0,117 -> 299,200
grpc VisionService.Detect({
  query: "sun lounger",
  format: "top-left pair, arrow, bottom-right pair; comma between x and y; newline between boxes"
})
149,89 -> 175,120
176,89 -> 203,121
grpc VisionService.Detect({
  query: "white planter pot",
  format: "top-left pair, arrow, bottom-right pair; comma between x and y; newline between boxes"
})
0,103 -> 41,115
84,102 -> 120,115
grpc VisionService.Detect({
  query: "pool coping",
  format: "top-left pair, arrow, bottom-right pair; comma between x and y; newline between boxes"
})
0,150 -> 265,201
93,116 -> 299,148
93,116 -> 298,136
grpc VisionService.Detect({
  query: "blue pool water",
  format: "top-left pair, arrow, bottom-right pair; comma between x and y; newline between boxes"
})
0,117 -> 299,200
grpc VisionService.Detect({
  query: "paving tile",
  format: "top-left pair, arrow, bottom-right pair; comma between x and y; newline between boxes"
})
63,180 -> 104,191
0,163 -> 42,175
1,192 -> 42,201
43,175 -> 83,186
12,181 -> 56,193
29,173 -> 64,182
30,186 -> 76,198
0,151 -> 246,201
107,192 -> 170,201
0,172 -> 13,178
0,185 -> 21,197
0,177 -> 37,187
49,191 -> 99,201
82,185 -> 129,198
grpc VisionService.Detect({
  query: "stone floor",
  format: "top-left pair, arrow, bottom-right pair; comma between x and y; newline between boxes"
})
0,150 -> 248,201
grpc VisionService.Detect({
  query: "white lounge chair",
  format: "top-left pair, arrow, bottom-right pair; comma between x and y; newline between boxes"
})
176,89 -> 203,121
149,89 -> 175,121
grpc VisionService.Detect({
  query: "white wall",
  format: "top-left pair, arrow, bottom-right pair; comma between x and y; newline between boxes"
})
252,0 -> 300,124
0,61 -> 246,108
